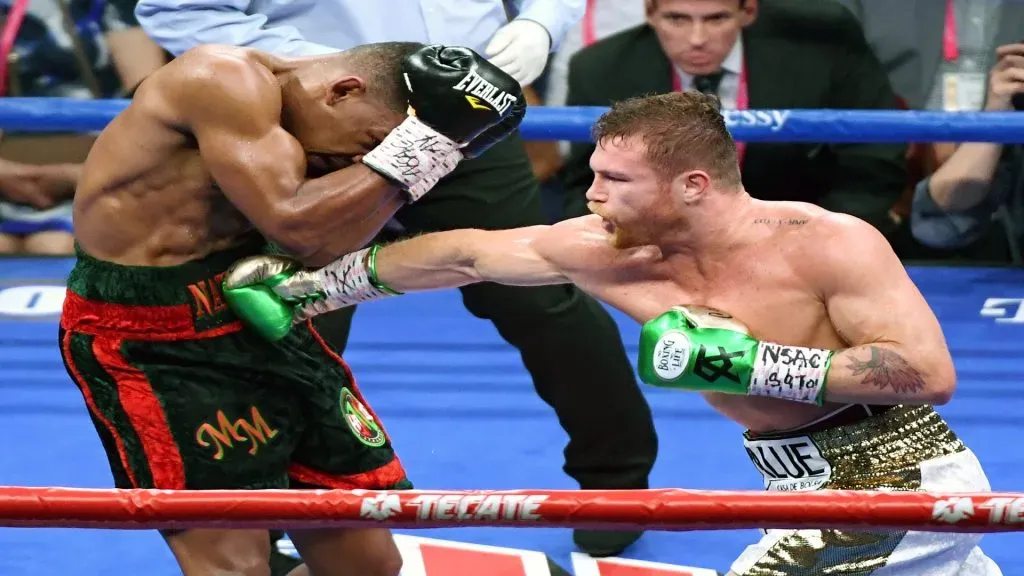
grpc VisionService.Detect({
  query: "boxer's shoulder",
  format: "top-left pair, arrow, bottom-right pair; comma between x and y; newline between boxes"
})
137,46 -> 281,129
797,210 -> 888,251
781,210 -> 898,290
175,45 -> 273,77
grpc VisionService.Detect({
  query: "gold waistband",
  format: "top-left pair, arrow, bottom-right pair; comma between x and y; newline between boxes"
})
744,405 -> 965,491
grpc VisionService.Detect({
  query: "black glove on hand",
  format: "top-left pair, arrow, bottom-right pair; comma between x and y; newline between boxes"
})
362,44 -> 525,201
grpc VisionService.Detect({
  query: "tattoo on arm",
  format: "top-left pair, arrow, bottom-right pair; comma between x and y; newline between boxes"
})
753,218 -> 808,226
845,346 -> 926,394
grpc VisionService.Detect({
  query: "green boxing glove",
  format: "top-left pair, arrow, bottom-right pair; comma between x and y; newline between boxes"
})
637,305 -> 832,405
222,246 -> 402,341
222,255 -> 307,341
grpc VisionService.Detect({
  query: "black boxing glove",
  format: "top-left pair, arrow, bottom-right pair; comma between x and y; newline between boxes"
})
462,92 -> 526,159
362,45 -> 524,202
406,45 -> 523,143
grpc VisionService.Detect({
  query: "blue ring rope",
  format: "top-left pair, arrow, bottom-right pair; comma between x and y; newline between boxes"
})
0,98 -> 1023,143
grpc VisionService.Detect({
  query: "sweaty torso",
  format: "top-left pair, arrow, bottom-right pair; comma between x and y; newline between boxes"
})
73,48 -> 278,265
541,203 -> 847,433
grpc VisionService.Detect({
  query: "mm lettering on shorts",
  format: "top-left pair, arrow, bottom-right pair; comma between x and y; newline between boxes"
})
694,345 -> 744,383
187,272 -> 235,331
451,70 -> 518,115
744,436 -> 832,491
195,406 -> 279,460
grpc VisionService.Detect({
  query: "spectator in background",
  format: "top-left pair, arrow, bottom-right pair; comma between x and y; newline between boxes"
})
534,0 -> 645,220
520,84 -> 568,219
836,0 -> 1024,112
0,0 -> 166,254
561,0 -> 908,241
837,0 -> 1024,262
545,0 -> 646,109
911,44 -> 1024,265
134,0 -> 658,560
0,158 -> 77,253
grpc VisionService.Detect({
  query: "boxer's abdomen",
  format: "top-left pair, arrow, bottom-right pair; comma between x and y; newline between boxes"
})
703,392 -> 844,433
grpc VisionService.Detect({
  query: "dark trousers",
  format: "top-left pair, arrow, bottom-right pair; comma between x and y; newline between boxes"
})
311,133 -> 658,490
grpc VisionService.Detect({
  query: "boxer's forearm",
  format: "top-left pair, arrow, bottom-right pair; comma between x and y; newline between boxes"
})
286,166 -> 406,267
373,230 -> 485,292
289,227 -> 567,323
374,227 -> 570,292
821,343 -> 955,406
926,143 -> 1003,211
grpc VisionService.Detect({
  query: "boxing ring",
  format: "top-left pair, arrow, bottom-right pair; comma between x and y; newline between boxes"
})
0,98 -> 1023,575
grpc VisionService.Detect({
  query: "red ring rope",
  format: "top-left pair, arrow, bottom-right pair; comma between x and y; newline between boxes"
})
1,487 -> 1021,532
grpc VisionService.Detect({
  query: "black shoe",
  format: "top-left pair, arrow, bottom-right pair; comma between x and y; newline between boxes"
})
573,529 -> 643,557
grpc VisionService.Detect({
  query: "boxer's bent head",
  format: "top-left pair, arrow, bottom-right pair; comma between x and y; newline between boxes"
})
586,91 -> 740,248
282,41 -> 424,161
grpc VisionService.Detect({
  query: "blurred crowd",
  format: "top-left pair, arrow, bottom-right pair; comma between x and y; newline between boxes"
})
0,0 -> 1021,265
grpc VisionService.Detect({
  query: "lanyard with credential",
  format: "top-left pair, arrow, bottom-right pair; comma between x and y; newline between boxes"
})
0,0 -> 30,97
943,0 -> 958,62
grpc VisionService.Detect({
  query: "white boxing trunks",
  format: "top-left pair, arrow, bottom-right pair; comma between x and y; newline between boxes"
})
731,404 -> 1002,576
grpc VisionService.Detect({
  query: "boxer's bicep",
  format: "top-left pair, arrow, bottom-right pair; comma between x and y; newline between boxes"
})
822,220 -> 943,352
176,54 -> 307,241
198,124 -> 307,231
811,216 -> 955,403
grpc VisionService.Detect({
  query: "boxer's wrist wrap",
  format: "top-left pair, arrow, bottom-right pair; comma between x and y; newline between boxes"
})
747,342 -> 831,405
366,244 -> 403,296
314,246 -> 398,309
361,115 -> 463,202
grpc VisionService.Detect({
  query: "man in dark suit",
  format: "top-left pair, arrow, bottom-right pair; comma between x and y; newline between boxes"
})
836,0 -> 1024,110
836,0 -> 1024,263
562,0 -> 908,240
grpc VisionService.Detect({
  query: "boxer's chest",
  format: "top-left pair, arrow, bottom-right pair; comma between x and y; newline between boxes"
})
596,250 -> 842,350
622,253 -> 849,431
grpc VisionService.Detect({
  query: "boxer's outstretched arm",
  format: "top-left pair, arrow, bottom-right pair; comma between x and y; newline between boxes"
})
808,215 -> 956,405
163,49 -> 404,266
373,226 -> 571,291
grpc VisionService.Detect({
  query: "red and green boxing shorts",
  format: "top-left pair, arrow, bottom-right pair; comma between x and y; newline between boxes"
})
58,235 -> 411,492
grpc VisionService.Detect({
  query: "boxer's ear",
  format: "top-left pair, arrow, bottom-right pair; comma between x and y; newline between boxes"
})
645,0 -> 657,21
739,0 -> 758,27
675,169 -> 711,204
327,76 -> 368,105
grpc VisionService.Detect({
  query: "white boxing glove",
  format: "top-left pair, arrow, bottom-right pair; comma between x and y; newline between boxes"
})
361,115 -> 463,202
484,19 -> 552,87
